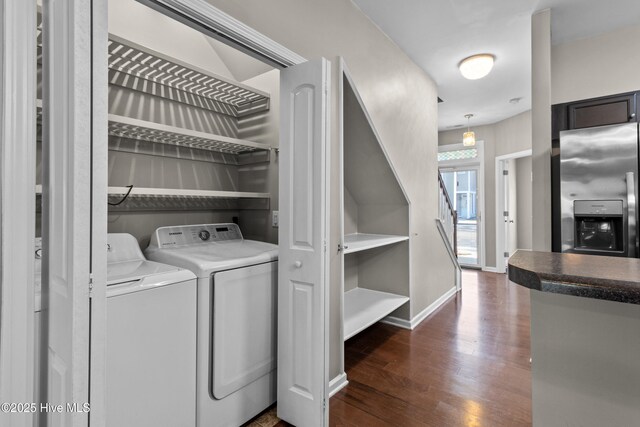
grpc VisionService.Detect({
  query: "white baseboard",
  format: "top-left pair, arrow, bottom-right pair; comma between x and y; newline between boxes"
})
328,372 -> 348,397
381,286 -> 457,330
380,315 -> 412,330
482,266 -> 499,273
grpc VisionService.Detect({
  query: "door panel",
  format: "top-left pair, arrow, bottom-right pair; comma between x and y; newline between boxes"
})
507,159 -> 518,255
278,58 -> 330,427
42,1 -> 93,425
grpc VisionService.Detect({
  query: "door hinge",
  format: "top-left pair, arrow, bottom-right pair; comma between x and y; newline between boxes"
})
503,211 -> 509,217
503,170 -> 509,175
323,398 -> 327,410
324,240 -> 327,253
88,273 -> 94,294
504,252 -> 510,258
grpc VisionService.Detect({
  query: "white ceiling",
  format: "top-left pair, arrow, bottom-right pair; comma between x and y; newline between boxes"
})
352,0 -> 640,131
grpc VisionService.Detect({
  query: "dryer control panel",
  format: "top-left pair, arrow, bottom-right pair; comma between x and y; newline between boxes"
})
150,223 -> 243,247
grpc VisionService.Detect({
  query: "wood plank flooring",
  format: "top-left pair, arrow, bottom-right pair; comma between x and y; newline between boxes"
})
248,269 -> 531,426
330,270 -> 531,426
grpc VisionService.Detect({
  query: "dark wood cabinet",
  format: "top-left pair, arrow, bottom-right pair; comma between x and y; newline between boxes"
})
551,90 -> 639,252
568,93 -> 636,129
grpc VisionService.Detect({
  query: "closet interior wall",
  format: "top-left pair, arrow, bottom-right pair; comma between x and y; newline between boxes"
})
106,0 -> 278,247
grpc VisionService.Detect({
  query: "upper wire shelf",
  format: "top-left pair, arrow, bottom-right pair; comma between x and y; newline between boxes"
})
107,34 -> 270,118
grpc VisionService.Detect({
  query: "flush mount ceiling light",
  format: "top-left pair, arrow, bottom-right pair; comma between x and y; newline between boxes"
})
459,54 -> 495,80
463,114 -> 476,147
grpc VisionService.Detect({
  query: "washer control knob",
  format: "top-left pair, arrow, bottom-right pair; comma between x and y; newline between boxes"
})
294,261 -> 303,268
198,230 -> 211,241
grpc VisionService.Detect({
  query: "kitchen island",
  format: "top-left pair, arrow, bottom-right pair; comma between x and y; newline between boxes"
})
509,250 -> 640,427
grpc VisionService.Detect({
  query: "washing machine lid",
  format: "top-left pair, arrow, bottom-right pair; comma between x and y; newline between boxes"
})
145,240 -> 278,278
107,233 -> 195,296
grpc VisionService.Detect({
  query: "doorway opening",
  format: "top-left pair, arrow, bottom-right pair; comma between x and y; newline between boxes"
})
438,142 -> 485,270
441,168 -> 480,266
495,149 -> 533,272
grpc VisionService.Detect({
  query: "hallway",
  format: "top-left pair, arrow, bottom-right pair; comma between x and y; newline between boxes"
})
330,270 -> 532,426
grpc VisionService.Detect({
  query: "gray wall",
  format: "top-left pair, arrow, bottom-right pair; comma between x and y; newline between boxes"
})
237,70 -> 280,244
516,156 -> 532,250
551,22 -> 640,105
439,110 -> 532,268
206,0 -> 451,380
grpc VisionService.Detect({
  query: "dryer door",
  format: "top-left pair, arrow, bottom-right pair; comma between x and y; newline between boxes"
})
212,261 -> 277,399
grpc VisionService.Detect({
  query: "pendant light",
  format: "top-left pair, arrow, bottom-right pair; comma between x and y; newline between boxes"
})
463,114 -> 476,147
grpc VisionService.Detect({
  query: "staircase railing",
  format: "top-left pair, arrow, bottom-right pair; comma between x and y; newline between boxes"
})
437,173 -> 461,291
438,173 -> 457,254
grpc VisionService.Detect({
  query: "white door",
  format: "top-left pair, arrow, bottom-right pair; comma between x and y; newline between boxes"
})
507,160 -> 518,255
278,58 -> 331,427
502,160 -> 518,270
42,1 -> 99,425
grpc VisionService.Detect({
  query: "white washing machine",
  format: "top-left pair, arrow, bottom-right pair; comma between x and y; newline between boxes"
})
106,233 -> 197,427
144,223 -> 278,427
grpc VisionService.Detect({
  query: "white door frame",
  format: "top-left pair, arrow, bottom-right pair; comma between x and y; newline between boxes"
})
0,2 -> 37,426
438,142 -> 486,270
495,149 -> 532,273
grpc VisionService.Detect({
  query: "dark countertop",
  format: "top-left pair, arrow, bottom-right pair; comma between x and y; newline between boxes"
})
508,250 -> 640,305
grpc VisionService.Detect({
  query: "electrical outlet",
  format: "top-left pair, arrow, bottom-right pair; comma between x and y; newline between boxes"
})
272,210 -> 279,228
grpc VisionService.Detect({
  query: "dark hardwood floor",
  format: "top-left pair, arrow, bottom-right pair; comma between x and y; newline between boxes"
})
249,269 -> 531,426
330,269 -> 532,426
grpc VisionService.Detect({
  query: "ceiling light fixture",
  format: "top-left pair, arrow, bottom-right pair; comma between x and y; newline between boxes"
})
463,114 -> 476,147
459,54 -> 495,80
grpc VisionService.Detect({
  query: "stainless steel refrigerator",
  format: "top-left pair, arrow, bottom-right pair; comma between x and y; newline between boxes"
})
560,122 -> 639,257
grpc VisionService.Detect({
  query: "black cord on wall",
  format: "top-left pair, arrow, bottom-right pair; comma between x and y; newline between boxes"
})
108,185 -> 134,206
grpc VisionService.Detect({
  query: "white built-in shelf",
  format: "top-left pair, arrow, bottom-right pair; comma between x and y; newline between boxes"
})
108,34 -> 270,117
108,114 -> 270,155
36,185 -> 269,200
343,233 -> 409,254
344,288 -> 409,340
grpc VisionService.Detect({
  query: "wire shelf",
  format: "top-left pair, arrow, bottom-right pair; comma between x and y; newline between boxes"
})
108,114 -> 270,155
108,35 -> 270,117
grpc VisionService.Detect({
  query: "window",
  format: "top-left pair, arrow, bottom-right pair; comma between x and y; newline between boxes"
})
437,148 -> 478,162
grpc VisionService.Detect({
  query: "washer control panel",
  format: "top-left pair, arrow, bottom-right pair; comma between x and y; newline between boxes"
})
152,223 -> 243,247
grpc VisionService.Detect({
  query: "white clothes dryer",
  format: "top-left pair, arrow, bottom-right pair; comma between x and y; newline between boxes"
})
106,233 -> 197,427
144,223 -> 278,427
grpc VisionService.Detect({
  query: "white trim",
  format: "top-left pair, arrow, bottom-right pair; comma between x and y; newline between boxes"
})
139,0 -> 306,67
482,266 -> 499,273
0,1 -> 37,425
337,58 -> 346,374
381,286 -> 457,330
328,373 -> 348,398
495,149 -> 532,273
90,2 -> 109,425
438,141 -> 486,270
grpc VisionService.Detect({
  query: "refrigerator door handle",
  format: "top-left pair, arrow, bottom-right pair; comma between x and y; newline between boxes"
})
626,172 -> 637,257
